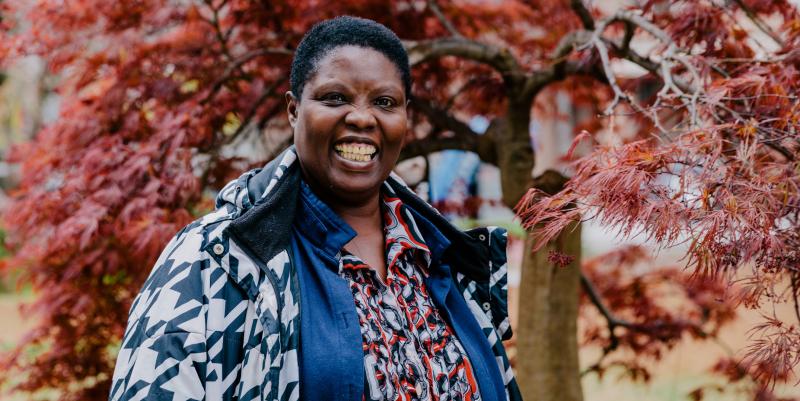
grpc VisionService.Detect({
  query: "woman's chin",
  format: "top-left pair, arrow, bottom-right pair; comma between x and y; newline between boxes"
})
332,178 -> 382,197
325,155 -> 384,192
321,171 -> 381,199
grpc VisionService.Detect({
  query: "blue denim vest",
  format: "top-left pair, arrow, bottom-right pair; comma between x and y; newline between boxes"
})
290,181 -> 506,401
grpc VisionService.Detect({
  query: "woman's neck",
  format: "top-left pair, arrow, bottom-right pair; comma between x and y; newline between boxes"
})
330,193 -> 387,280
303,177 -> 383,235
303,178 -> 387,279
330,194 -> 383,236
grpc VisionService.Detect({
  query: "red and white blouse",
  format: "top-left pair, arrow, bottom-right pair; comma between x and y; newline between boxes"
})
337,186 -> 482,401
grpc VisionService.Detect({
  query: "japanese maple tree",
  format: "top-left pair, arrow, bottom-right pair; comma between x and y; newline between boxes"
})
515,0 -> 800,398
0,0 -> 797,400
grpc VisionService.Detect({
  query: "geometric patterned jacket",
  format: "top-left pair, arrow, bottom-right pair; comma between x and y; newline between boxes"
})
109,146 -> 522,401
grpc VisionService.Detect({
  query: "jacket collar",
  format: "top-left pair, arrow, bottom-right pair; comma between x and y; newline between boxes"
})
293,178 -> 446,274
223,147 -> 300,270
224,146 -> 491,284
294,180 -> 356,264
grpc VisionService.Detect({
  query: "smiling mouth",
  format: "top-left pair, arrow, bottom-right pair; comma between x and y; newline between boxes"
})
334,142 -> 377,162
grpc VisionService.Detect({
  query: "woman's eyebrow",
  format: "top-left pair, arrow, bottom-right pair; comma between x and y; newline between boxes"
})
312,81 -> 350,93
312,80 -> 403,97
371,85 -> 403,94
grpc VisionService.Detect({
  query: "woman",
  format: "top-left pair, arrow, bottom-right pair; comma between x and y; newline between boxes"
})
110,16 -> 521,401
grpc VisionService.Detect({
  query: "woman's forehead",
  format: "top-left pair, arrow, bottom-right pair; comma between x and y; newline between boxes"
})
307,46 -> 404,90
322,44 -> 380,59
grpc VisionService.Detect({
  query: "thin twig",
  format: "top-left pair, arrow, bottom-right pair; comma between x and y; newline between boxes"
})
581,273 -> 634,332
202,0 -> 236,64
224,77 -> 286,145
427,0 -> 463,38
791,273 -> 800,326
202,47 -> 293,104
731,0 -> 785,48
593,35 -> 636,115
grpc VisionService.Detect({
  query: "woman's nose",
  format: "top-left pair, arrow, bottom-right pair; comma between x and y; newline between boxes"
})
344,106 -> 377,131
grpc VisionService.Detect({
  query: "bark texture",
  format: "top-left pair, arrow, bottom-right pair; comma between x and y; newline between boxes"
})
494,93 -> 582,401
515,223 -> 583,401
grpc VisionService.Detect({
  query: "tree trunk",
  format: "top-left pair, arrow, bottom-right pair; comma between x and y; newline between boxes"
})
515,222 -> 583,401
494,93 -> 583,401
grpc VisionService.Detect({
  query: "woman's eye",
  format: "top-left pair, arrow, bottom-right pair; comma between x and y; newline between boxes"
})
321,93 -> 347,103
374,97 -> 396,108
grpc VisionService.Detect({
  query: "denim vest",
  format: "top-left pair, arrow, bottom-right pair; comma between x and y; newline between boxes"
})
291,181 -> 506,401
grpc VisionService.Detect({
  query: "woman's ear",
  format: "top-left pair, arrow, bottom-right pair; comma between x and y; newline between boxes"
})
286,91 -> 298,128
405,98 -> 412,132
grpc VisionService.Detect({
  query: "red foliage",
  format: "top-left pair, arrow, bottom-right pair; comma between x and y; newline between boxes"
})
518,0 -> 800,395
548,250 -> 576,267
579,245 -> 800,399
580,246 -> 736,375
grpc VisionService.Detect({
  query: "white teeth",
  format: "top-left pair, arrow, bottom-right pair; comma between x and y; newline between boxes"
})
338,152 -> 370,162
335,143 -> 376,155
334,142 -> 376,162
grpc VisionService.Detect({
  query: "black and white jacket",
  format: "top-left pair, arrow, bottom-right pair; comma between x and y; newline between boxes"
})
109,147 -> 521,401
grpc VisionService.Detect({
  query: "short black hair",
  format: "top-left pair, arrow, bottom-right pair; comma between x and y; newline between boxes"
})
290,16 -> 411,100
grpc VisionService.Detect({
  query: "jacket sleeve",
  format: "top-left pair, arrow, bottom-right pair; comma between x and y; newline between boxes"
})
457,226 -> 512,340
109,227 -> 210,401
455,226 -> 523,401
109,329 -> 207,401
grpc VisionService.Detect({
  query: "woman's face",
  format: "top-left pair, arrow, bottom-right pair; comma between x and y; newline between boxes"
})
287,45 -> 408,205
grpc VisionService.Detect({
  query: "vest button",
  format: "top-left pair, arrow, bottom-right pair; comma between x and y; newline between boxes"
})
212,243 -> 225,255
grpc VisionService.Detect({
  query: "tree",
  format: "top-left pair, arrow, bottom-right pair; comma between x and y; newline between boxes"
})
0,0 -> 797,400
514,0 -> 800,399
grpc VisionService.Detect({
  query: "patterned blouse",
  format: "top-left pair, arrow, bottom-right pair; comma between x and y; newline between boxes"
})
337,186 -> 482,401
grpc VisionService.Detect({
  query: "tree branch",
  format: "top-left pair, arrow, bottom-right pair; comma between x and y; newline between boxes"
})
584,10 -> 704,122
401,136 -> 482,161
412,97 -> 479,138
581,273 -> 634,334
223,77 -> 287,146
202,47 -> 293,104
427,0 -> 463,38
731,0 -> 785,48
607,38 -> 660,74
403,97 -> 496,163
711,102 -> 796,161
405,37 -> 524,82
522,30 -> 594,99
581,272 -> 708,348
522,8 -> 688,102
600,10 -> 673,44
791,272 -> 800,326
593,35 -> 632,115
620,20 -> 635,53
760,134 -> 795,161
202,0 -> 237,65
527,9 -> 694,99
570,0 -> 595,30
